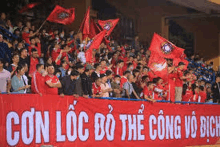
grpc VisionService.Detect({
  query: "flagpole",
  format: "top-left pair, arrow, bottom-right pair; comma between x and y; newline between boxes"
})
37,19 -> 47,31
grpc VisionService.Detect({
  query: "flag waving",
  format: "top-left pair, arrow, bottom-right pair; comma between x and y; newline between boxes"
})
19,2 -> 40,13
149,33 -> 184,59
85,30 -> 106,62
47,5 -> 75,25
98,18 -> 119,36
79,6 -> 90,40
148,52 -> 168,80
89,19 -> 101,39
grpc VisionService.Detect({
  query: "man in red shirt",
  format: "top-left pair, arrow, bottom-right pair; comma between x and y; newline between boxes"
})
113,59 -> 124,76
175,62 -> 188,102
28,37 -> 41,57
31,64 -> 45,96
143,82 -> 156,102
120,71 -> 131,88
45,64 -> 62,95
22,27 -> 38,45
29,48 -> 39,77
92,77 -> 103,97
100,59 -> 109,74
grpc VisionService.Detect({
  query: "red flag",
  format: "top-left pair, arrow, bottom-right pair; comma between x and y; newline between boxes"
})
104,37 -> 112,51
85,30 -> 106,62
98,18 -> 119,36
47,5 -> 75,25
148,52 -> 168,80
173,55 -> 189,71
19,2 -> 40,13
79,6 -> 90,40
89,19 -> 101,39
149,33 -> 184,59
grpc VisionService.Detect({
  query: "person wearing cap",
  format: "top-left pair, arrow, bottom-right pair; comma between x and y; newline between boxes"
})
175,62 -> 188,102
81,64 -> 94,97
100,73 -> 113,97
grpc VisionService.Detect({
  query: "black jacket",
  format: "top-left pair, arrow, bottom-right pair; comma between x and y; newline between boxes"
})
211,82 -> 220,101
60,76 -> 76,95
81,73 -> 93,96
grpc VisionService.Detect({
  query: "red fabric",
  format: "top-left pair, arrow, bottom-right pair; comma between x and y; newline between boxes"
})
120,76 -> 127,88
173,57 -> 189,71
100,67 -> 108,74
143,86 -> 153,98
1,94 -> 220,146
22,32 -> 30,45
104,37 -> 113,51
85,30 -> 106,62
175,68 -> 183,87
98,18 -> 119,36
79,6 -> 90,40
199,91 -> 207,103
167,73 -> 176,102
89,19 -> 101,39
148,71 -> 157,81
29,57 -> 39,76
113,67 -> 123,76
47,5 -> 75,25
182,90 -> 193,102
31,72 -> 45,94
51,49 -> 61,61
191,92 -> 199,102
45,75 -> 59,95
92,83 -> 101,95
149,33 -> 185,59
28,43 -> 41,57
19,2 -> 40,13
148,52 -> 168,80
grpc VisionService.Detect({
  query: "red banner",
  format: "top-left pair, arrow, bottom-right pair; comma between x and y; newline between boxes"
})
0,94 -> 220,147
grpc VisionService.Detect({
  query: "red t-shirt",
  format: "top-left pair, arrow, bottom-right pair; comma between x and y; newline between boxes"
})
113,67 -> 123,76
182,90 -> 193,102
28,43 -> 41,57
191,92 -> 199,102
52,48 -> 61,62
31,72 -> 45,94
199,91 -> 207,103
148,71 -> 157,81
22,32 -> 30,44
143,86 -> 153,99
45,75 -> 59,95
92,83 -> 101,95
120,76 -> 127,88
100,67 -> 108,74
29,57 -> 39,76
175,68 -> 183,87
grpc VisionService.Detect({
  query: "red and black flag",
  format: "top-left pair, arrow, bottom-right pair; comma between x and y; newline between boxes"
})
85,30 -> 106,62
47,5 -> 75,25
19,2 -> 40,13
149,33 -> 185,59
98,18 -> 119,36
89,19 -> 101,39
79,6 -> 90,40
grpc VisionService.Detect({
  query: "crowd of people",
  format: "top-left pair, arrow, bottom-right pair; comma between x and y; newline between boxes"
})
0,12 -> 219,104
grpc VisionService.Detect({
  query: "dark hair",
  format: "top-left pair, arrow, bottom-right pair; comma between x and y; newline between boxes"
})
123,70 -> 130,75
116,59 -> 124,65
12,53 -> 19,58
0,58 -> 4,64
36,64 -> 44,70
76,64 -> 84,70
182,84 -> 188,95
20,48 -> 27,54
45,64 -> 53,68
94,63 -> 100,69
106,70 -> 112,76
70,70 -> 79,76
115,75 -> 121,78
16,65 -> 23,72
192,84 -> 198,95
94,77 -> 101,82
31,48 -> 37,52
147,81 -> 154,87
199,86 -> 204,91
127,62 -> 133,68
61,60 -> 66,65
142,75 -> 148,82
133,69 -> 140,74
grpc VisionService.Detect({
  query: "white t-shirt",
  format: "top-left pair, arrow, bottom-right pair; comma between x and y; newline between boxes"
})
77,52 -> 86,64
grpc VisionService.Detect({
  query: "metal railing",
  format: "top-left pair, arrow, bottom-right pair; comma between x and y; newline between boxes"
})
0,93 -> 218,105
